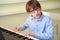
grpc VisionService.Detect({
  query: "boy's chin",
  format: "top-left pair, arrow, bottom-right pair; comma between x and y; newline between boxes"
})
35,16 -> 40,19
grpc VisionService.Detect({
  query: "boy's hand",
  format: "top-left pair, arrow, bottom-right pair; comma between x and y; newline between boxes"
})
23,32 -> 34,37
13,27 -> 22,32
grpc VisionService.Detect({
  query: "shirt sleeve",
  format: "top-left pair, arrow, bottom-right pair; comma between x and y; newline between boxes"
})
20,18 -> 29,31
34,17 -> 54,40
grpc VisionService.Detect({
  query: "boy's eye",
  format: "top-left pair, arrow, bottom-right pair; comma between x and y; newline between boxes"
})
34,8 -> 38,10
30,10 -> 34,13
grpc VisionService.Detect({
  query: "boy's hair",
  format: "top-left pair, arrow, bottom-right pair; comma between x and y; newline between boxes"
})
26,0 -> 41,12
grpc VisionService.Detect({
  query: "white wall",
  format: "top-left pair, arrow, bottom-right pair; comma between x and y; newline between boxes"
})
0,0 -> 60,16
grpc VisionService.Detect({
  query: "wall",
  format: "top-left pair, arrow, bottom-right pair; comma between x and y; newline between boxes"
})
0,0 -> 60,16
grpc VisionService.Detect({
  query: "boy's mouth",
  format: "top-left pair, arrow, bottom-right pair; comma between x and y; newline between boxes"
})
36,14 -> 40,16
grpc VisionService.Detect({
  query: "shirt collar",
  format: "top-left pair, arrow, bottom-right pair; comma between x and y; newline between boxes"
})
37,14 -> 44,21
31,13 -> 44,21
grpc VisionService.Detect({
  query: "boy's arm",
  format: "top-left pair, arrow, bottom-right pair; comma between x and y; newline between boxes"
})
20,18 -> 29,31
14,19 -> 29,32
14,17 -> 29,32
34,18 -> 54,40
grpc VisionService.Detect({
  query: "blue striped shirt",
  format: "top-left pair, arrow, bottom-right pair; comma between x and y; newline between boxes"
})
20,14 -> 54,40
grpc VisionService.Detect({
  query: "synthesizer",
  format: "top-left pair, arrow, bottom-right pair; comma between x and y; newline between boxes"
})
0,26 -> 39,40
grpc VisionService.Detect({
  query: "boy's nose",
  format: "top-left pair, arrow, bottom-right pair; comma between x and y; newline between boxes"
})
34,10 -> 37,13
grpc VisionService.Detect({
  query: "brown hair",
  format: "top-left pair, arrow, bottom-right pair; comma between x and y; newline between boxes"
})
26,0 -> 41,12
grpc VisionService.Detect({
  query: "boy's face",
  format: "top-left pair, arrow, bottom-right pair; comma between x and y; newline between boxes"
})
29,8 -> 42,19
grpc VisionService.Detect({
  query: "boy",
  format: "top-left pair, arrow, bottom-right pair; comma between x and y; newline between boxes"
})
14,0 -> 54,40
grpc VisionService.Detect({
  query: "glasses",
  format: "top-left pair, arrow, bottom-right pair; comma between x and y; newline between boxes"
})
30,9 -> 40,13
